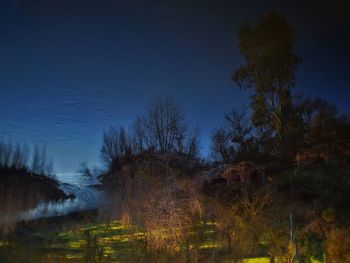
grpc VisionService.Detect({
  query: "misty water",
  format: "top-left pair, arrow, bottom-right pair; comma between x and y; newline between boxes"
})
16,174 -> 102,222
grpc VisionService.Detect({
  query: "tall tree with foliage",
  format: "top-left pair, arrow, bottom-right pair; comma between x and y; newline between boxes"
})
232,12 -> 301,159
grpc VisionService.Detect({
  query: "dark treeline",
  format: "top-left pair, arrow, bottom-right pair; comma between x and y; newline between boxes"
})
0,140 -> 54,176
211,97 -> 350,165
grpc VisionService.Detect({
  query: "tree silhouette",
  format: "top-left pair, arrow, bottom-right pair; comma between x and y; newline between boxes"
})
232,12 -> 300,159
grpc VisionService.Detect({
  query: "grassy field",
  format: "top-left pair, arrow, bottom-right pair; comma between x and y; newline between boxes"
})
46,220 -> 219,262
0,217 -> 326,262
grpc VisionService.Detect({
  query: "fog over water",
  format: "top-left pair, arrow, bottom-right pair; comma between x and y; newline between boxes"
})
1,173 -> 103,224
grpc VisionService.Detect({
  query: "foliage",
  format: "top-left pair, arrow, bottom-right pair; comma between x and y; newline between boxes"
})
232,11 -> 301,160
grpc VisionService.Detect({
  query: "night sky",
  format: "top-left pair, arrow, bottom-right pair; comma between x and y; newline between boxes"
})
1,0 -> 349,173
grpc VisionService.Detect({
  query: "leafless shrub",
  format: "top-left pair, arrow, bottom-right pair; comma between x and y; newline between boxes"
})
104,154 -> 203,256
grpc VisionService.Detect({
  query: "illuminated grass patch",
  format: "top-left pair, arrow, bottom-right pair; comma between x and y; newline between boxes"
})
1,219 -> 327,262
242,258 -> 270,263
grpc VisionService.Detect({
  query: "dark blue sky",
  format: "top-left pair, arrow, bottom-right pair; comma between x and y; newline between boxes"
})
1,0 -> 349,173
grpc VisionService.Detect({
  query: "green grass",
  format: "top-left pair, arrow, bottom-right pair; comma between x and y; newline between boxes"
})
51,220 -> 219,261
242,258 -> 270,263
51,220 -> 140,260
0,219 -> 328,262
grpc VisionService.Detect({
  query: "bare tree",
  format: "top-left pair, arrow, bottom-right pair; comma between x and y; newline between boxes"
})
100,127 -> 121,169
211,128 -> 232,163
101,97 -> 198,165
0,139 -> 53,176
31,145 -> 54,176
144,97 -> 186,153
11,143 -> 29,169
0,141 -> 12,168
118,126 -> 133,160
31,145 -> 40,174
101,125 -> 135,170
187,127 -> 200,159
132,116 -> 147,154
